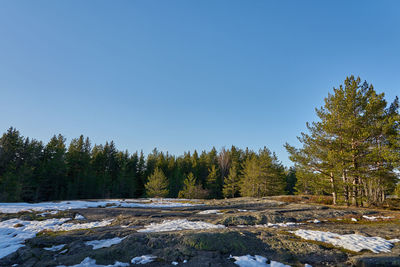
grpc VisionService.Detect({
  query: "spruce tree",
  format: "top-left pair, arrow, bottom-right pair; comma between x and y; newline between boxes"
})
178,172 -> 207,199
206,165 -> 220,198
223,164 -> 240,198
144,168 -> 169,197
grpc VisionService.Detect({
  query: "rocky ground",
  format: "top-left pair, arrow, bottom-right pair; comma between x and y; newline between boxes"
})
1,197 -> 400,267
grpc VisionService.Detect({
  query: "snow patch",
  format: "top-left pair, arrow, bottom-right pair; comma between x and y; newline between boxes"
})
291,229 -> 400,253
351,218 -> 357,222
0,199 -> 197,214
85,237 -> 126,250
363,215 -> 392,221
198,209 -> 223,215
255,222 -> 300,228
39,210 -> 59,217
137,219 -> 225,233
74,214 -> 85,220
44,244 -> 65,251
131,255 -> 157,264
57,257 -> 129,267
229,255 -> 290,267
172,261 -> 178,265
0,218 -> 112,259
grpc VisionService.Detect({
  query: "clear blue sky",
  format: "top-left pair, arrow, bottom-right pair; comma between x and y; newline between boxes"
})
1,1 -> 399,167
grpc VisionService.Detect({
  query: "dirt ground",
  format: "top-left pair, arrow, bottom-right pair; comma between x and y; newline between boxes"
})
1,197 -> 400,267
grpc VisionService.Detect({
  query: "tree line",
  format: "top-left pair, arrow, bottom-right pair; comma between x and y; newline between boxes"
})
1,75 -> 398,205
0,128 -> 291,202
286,76 -> 400,206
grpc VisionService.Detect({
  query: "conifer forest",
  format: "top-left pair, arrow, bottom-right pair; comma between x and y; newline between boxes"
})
1,76 -> 399,206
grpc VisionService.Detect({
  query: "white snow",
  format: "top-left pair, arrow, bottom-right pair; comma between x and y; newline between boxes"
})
198,209 -> 223,215
39,210 -> 59,217
131,255 -> 157,264
351,218 -> 357,222
57,257 -> 129,267
74,214 -> 85,220
229,255 -> 290,267
85,237 -> 126,250
307,219 -> 320,224
52,219 -> 113,231
0,218 -> 112,259
0,199 -> 197,214
362,215 -> 392,221
255,222 -> 300,228
137,219 -> 225,233
291,229 -> 400,253
44,244 -> 65,251
172,261 -> 178,265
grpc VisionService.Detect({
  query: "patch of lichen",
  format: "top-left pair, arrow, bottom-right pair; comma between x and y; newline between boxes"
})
217,215 -> 260,226
182,230 -> 265,254
36,230 -> 69,237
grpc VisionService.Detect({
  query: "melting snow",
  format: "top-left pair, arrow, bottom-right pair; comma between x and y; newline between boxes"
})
198,209 -> 223,215
172,261 -> 179,265
131,255 -> 157,264
291,229 -> 400,253
351,218 -> 357,222
85,237 -> 126,250
0,199 -> 197,214
74,214 -> 85,220
229,255 -> 290,267
255,222 -> 300,228
137,219 -> 225,233
44,244 -> 65,251
57,257 -> 129,267
0,218 -> 112,259
39,210 -> 59,217
363,215 -> 392,221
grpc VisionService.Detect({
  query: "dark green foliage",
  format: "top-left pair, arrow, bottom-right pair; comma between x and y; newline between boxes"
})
0,127 -> 288,201
286,76 -> 400,206
285,167 -> 297,195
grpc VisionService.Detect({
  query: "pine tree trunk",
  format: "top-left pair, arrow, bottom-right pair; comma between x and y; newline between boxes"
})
330,172 -> 337,205
342,170 -> 349,206
351,141 -> 359,207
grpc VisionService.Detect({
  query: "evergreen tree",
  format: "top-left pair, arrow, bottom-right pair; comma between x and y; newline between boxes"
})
38,135 -> 67,201
66,135 -> 92,199
223,164 -> 240,198
178,172 -> 207,199
0,127 -> 25,201
206,165 -> 220,198
240,150 -> 286,197
145,168 -> 169,197
286,76 -> 400,206
240,155 -> 266,197
285,167 -> 297,195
